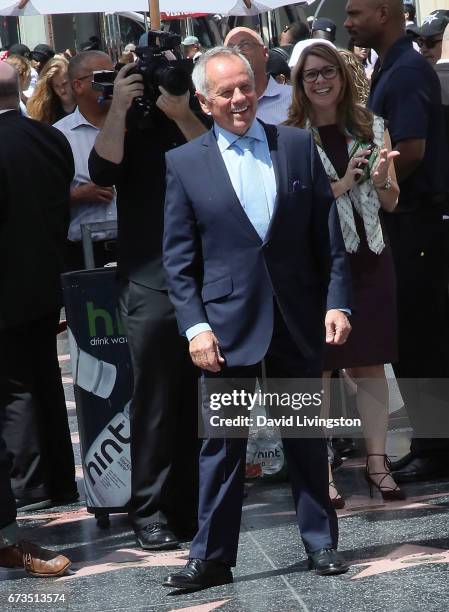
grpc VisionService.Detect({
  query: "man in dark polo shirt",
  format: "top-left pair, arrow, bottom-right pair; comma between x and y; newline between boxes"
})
345,0 -> 449,482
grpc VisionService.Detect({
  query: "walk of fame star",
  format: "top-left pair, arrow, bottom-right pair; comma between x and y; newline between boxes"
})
351,544 -> 449,579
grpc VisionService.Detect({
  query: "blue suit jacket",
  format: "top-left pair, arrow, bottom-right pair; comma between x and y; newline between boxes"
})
163,121 -> 351,367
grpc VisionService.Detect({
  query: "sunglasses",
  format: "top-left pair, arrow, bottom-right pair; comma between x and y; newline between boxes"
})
417,37 -> 443,49
302,65 -> 339,83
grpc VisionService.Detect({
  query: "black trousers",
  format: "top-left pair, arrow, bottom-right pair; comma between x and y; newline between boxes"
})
190,304 -> 336,565
0,312 -> 76,500
119,280 -> 199,531
384,210 -> 449,456
0,432 -> 16,530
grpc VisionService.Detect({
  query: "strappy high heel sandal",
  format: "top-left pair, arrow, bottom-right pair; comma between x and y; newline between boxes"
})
365,454 -> 405,501
329,480 -> 345,509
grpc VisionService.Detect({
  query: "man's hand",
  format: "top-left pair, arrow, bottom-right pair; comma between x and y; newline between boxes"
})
156,86 -> 208,141
325,310 -> 351,346
189,331 -> 225,373
110,63 -> 145,114
156,87 -> 192,123
71,183 -> 114,204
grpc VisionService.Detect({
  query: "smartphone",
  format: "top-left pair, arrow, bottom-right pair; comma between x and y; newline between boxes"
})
355,143 -> 377,182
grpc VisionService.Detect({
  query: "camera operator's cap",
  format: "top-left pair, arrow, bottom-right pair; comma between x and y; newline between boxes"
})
311,18 -> 336,36
138,32 -> 149,47
31,43 -> 55,62
9,43 -> 31,59
267,49 -> 291,79
181,36 -> 199,46
124,43 -> 136,53
407,10 -> 449,37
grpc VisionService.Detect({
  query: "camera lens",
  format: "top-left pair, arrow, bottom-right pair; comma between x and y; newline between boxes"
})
160,66 -> 191,96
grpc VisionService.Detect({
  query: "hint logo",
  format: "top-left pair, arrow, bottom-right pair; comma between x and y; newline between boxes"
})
86,419 -> 130,485
87,302 -> 125,337
257,448 -> 282,460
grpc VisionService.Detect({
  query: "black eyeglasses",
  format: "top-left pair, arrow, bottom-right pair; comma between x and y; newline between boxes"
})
417,37 -> 443,49
74,73 -> 93,82
302,65 -> 339,83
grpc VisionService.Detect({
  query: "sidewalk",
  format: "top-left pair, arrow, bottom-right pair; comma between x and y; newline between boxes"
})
1,332 -> 449,612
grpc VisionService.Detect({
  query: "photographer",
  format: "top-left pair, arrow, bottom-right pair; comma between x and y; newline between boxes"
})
89,57 -> 208,551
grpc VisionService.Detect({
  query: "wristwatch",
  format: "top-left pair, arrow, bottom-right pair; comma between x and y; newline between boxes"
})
379,176 -> 392,191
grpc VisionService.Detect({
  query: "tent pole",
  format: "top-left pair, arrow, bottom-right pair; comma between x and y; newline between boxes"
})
314,0 -> 327,19
149,0 -> 161,30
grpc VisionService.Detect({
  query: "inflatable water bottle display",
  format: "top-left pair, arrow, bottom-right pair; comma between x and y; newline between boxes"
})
62,267 -> 134,527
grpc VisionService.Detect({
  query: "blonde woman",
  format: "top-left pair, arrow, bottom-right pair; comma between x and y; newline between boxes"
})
339,49 -> 370,105
27,57 -> 75,124
286,44 -> 403,506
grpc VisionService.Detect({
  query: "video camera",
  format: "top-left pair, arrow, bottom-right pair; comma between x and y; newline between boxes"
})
92,30 -> 193,126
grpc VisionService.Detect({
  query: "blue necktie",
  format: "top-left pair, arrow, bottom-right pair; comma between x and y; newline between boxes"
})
233,136 -> 270,240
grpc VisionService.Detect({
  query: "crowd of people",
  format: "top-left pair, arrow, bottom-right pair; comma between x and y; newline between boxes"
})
1,0 -> 449,590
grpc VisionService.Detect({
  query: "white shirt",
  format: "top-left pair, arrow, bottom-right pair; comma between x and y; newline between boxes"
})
256,76 -> 292,125
23,67 -> 38,101
54,107 -> 117,242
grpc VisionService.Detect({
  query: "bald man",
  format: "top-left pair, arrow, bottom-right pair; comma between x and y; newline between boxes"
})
224,27 -> 292,124
0,62 -> 77,515
345,0 -> 449,483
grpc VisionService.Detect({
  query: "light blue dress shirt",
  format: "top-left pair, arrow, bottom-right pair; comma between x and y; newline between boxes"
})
185,120 -> 277,342
54,107 -> 117,242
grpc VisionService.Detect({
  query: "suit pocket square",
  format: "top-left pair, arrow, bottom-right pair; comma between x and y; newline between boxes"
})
292,180 -> 308,192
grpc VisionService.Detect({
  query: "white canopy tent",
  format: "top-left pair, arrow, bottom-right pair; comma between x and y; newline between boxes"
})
0,0 -> 316,17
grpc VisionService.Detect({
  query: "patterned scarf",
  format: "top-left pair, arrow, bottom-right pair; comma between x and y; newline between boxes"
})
312,116 -> 386,255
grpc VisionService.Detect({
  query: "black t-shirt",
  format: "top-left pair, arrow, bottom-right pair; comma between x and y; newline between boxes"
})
89,105 -> 211,289
368,37 -> 448,210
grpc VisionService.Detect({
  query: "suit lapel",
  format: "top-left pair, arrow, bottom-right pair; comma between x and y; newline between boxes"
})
261,122 -> 288,243
201,129 -> 262,244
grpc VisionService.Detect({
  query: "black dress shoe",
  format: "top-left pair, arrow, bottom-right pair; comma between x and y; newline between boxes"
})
392,455 -> 449,483
16,498 -> 52,512
308,549 -> 349,576
390,452 -> 414,472
163,558 -> 233,590
333,438 -> 356,457
135,523 -> 179,551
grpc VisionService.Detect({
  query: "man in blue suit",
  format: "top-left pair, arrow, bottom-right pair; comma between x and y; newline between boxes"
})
162,47 -> 352,590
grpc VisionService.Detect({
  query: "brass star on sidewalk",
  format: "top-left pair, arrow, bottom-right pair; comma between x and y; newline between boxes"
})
351,544 -> 449,579
58,548 -> 189,581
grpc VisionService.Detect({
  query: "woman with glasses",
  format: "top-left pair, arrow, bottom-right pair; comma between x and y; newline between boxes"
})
286,44 -> 403,508
27,57 -> 76,125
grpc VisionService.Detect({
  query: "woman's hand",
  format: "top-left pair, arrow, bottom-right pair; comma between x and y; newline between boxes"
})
331,149 -> 371,199
372,148 -> 400,189
344,148 -> 373,188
